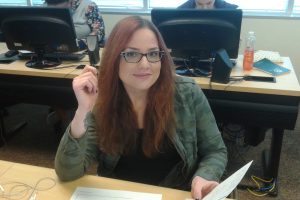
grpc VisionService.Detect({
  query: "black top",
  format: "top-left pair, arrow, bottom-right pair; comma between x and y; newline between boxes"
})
178,0 -> 238,9
114,130 -> 182,185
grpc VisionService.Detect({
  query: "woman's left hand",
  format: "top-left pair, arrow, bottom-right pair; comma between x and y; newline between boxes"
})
191,176 -> 219,199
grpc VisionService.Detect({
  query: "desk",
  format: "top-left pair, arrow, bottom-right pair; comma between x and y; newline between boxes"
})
1,43 -> 300,194
0,43 -> 88,107
0,160 -> 233,200
197,57 -> 300,180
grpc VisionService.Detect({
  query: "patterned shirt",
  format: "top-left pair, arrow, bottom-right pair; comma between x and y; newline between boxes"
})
70,0 -> 105,43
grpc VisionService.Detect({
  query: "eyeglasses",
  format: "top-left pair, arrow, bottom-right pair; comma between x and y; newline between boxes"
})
120,50 -> 165,63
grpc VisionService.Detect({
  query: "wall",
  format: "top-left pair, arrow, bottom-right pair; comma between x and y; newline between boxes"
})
102,14 -> 300,78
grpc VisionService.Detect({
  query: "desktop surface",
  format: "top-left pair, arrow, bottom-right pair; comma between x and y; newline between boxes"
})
1,43 -> 300,96
0,43 -> 89,78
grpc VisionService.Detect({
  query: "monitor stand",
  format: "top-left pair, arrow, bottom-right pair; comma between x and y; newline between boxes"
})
25,49 -> 61,69
174,57 -> 213,77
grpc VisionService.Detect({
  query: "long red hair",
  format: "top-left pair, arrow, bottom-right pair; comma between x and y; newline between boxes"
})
95,16 -> 176,157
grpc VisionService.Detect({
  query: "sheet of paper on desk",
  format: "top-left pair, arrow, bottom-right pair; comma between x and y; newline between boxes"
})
70,187 -> 162,200
201,161 -> 252,200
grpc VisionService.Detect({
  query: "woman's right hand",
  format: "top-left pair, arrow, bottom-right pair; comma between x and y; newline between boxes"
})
70,65 -> 98,138
72,65 -> 98,113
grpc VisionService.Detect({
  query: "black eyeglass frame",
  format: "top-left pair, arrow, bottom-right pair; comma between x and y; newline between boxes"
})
120,50 -> 165,63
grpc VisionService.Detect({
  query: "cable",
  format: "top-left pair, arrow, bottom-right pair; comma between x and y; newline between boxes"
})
42,64 -> 78,70
0,177 -> 56,200
223,78 -> 243,91
246,175 -> 277,197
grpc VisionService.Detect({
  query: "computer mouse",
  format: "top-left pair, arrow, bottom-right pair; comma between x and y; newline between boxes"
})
76,64 -> 86,69
5,50 -> 19,58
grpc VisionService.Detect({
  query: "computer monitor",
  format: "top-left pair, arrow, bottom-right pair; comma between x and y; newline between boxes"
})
0,6 -> 79,68
151,9 -> 242,62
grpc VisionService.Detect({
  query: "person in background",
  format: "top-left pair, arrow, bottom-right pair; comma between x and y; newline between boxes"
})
54,16 -> 227,199
45,0 -> 105,45
178,0 -> 237,9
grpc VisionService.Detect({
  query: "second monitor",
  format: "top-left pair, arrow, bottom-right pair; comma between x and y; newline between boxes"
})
151,9 -> 242,63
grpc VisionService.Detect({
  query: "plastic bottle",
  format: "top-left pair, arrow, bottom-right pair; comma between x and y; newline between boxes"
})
243,31 -> 256,71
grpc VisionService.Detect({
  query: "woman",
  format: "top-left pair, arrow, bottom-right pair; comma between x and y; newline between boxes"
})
45,0 -> 105,43
178,0 -> 237,9
55,16 -> 227,199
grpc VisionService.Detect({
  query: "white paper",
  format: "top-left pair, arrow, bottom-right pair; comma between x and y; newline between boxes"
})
202,160 -> 253,200
70,187 -> 162,200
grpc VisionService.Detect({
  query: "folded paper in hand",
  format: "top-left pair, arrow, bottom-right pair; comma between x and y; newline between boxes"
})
186,161 -> 252,200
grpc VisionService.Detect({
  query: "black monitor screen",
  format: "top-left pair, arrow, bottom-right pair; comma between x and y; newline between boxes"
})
0,6 -> 78,68
151,9 -> 242,60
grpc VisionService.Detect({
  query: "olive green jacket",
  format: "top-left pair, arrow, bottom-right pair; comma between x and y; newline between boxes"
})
55,76 -> 227,189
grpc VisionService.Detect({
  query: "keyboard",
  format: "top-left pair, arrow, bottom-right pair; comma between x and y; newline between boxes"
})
18,52 -> 86,61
